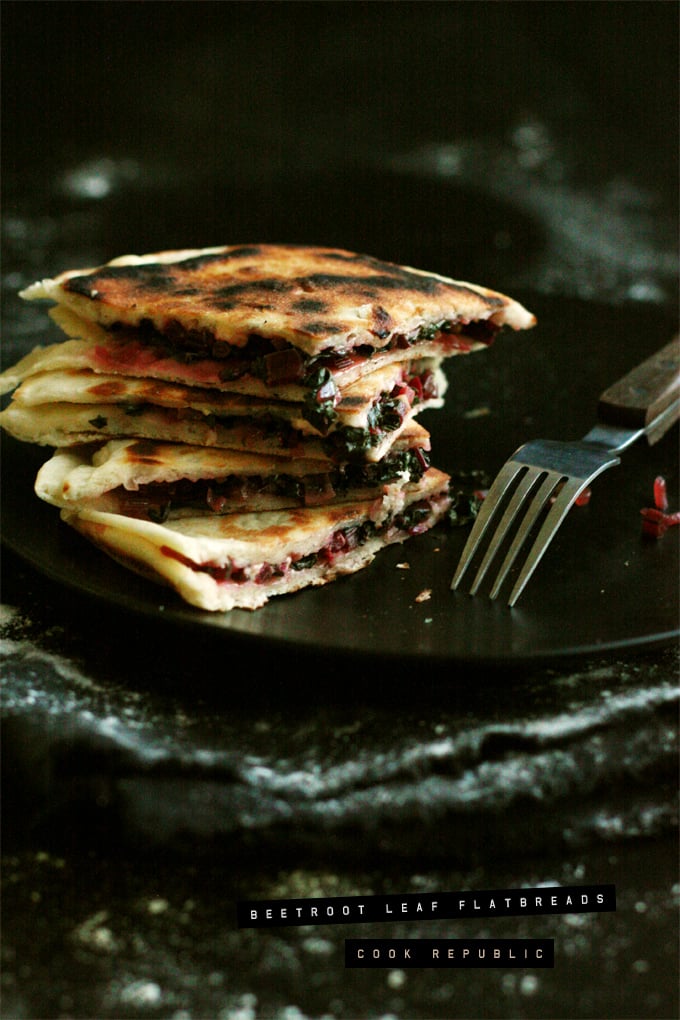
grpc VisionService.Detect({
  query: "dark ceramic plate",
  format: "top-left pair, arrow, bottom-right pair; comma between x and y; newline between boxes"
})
2,294 -> 678,663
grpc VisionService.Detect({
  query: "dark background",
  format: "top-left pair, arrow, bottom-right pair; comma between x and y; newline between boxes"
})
1,3 -> 678,1019
2,2 -> 678,297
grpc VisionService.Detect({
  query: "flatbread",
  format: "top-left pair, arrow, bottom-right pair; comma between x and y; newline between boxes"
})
61,466 -> 452,611
0,305 -> 487,402
1,245 -> 535,613
35,430 -> 431,518
0,359 -> 446,461
20,244 -> 536,358
6,357 -> 446,430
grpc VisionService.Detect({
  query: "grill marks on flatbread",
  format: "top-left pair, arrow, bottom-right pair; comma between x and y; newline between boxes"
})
3,244 -> 534,464
21,244 -> 536,356
2,244 -> 537,611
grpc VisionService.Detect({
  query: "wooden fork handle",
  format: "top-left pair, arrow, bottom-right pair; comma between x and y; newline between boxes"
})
597,336 -> 680,436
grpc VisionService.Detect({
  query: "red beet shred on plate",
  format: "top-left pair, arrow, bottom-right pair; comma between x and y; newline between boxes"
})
640,475 -> 680,538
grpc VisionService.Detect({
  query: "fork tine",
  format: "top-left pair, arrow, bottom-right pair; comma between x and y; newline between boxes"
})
469,468 -> 546,595
488,472 -> 562,600
450,460 -> 525,590
506,476 -> 588,606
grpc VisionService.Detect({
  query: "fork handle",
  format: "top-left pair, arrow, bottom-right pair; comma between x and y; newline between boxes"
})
597,337 -> 680,436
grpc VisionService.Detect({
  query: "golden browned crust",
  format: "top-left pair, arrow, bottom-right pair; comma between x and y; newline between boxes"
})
21,244 -> 536,355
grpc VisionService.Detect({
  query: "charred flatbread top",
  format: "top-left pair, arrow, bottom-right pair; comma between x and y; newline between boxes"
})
21,244 -> 536,357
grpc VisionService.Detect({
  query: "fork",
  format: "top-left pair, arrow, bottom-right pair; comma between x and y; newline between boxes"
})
451,338 -> 680,606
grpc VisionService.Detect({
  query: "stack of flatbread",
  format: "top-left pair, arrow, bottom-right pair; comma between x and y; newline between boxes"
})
0,245 -> 535,610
